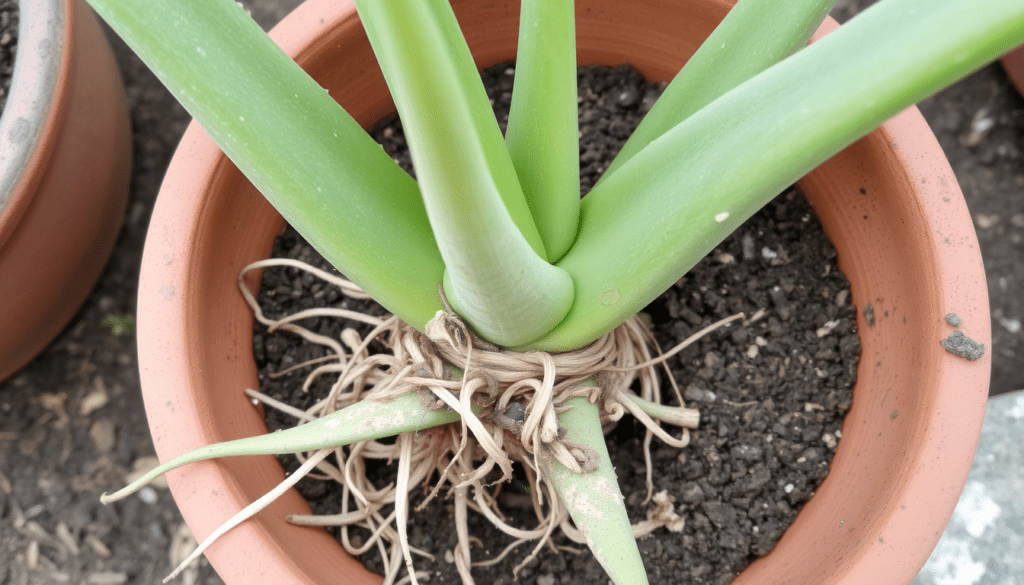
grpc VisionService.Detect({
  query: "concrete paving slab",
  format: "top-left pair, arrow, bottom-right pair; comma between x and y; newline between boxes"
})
913,390 -> 1024,585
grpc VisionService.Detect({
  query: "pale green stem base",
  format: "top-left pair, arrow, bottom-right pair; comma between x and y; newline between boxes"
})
541,396 -> 649,585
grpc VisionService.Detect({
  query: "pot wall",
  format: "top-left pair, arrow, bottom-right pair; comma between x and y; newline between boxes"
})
137,0 -> 990,583
0,0 -> 131,380
1002,44 -> 1024,96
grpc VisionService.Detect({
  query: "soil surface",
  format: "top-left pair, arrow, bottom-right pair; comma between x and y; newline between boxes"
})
1,1 -> 1020,584
0,0 -> 17,114
252,63 -> 857,585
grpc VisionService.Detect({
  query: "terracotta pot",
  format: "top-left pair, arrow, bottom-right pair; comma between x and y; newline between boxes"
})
137,0 -> 990,583
1001,44 -> 1024,96
0,0 -> 131,381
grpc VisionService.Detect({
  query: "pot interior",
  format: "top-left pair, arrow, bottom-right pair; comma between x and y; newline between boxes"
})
144,0 -> 990,583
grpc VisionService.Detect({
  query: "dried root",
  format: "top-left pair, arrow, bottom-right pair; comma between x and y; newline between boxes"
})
229,259 -> 737,584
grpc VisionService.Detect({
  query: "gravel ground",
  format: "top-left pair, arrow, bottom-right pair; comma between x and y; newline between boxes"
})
1,1 -> 1020,584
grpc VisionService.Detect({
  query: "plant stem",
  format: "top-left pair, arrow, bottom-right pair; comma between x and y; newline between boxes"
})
506,0 -> 581,261
530,0 -> 1024,352
541,396 -> 648,585
355,0 -> 574,348
100,392 -> 465,503
600,0 -> 836,182
84,0 -> 447,330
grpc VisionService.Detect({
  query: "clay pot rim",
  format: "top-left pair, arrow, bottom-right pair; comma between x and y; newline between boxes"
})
1001,43 -> 1024,96
137,1 -> 991,583
0,0 -> 67,221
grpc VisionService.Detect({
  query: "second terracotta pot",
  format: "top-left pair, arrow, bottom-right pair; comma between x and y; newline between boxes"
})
137,0 -> 991,583
0,0 -> 131,381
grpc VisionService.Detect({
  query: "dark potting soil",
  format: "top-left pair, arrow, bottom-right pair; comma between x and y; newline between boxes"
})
0,0 -> 16,115
252,64 -> 859,585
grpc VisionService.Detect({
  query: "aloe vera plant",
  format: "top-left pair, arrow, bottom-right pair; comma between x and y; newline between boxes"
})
85,0 -> 1024,583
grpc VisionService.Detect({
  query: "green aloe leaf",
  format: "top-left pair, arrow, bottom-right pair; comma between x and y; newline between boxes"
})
532,0 -> 1024,351
506,0 -> 581,261
541,395 -> 648,585
100,392 -> 462,503
353,0 -> 574,348
601,0 -> 837,181
84,0 -> 446,330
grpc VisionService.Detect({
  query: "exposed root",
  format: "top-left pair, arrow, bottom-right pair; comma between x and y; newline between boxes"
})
631,490 -> 686,538
195,259 -> 742,584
